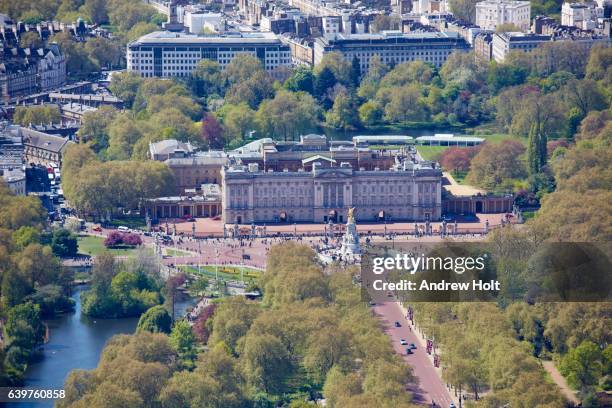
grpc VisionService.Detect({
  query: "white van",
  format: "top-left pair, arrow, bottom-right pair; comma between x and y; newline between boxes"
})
118,226 -> 129,232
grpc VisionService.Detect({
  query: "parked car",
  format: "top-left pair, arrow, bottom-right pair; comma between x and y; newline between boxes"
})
409,343 -> 416,349
118,226 -> 129,232
400,339 -> 407,345
394,321 -> 401,328
406,348 -> 413,355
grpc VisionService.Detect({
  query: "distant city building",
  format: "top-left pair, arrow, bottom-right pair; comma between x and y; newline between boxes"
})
145,184 -> 222,220
560,2 -> 606,29
314,31 -> 469,72
0,43 -> 66,103
20,127 -> 73,167
60,102 -> 97,123
127,31 -> 292,78
492,31 -> 551,61
149,139 -> 196,161
281,35 -> 315,65
0,123 -> 25,195
474,31 -> 494,61
475,0 -> 531,31
492,30 -> 610,62
165,152 -> 229,194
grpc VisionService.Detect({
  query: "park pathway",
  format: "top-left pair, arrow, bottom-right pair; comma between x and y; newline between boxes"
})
542,361 -> 580,405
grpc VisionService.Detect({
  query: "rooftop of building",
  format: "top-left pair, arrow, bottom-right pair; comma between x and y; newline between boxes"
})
0,167 -> 25,182
150,139 -> 195,157
475,0 -> 531,6
20,127 -> 73,152
0,124 -> 23,168
415,134 -> 485,143
321,30 -> 463,42
129,30 -> 283,46
60,103 -> 97,115
495,31 -> 552,40
164,151 -> 228,166
353,135 -> 414,144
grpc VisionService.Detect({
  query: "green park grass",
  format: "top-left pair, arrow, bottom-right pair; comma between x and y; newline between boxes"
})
77,235 -> 149,256
179,265 -> 262,283
417,133 -> 527,161
416,145 -> 449,160
106,216 -> 147,230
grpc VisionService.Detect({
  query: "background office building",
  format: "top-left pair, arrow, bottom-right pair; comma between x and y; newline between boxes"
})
475,0 -> 531,31
313,31 -> 469,72
127,31 -> 292,77
491,31 -> 550,61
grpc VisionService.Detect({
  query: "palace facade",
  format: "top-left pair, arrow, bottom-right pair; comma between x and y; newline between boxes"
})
222,160 -> 442,224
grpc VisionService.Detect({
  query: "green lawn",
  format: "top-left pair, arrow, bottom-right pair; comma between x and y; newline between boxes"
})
416,145 -> 449,161
107,216 -> 147,230
417,133 -> 527,162
78,235 -> 145,256
180,265 -> 262,283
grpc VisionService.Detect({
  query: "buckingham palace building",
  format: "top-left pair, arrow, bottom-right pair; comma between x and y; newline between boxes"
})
221,157 -> 442,224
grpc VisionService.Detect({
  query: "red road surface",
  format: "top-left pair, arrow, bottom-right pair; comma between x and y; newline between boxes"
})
374,301 -> 453,407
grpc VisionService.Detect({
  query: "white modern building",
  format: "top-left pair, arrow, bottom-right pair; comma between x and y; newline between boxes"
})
184,11 -> 225,33
475,0 -> 531,32
561,2 -> 594,29
313,31 -> 469,72
127,31 -> 292,78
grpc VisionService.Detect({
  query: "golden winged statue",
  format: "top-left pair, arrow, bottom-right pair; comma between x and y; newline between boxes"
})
347,207 -> 356,223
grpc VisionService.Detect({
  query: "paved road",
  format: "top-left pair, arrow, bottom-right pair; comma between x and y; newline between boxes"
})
374,301 -> 453,407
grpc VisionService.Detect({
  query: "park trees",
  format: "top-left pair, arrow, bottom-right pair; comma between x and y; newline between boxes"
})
284,66 -> 315,94
325,90 -> 360,130
585,44 -> 612,82
108,72 -> 144,109
137,305 -> 172,334
217,103 -> 256,146
62,144 -> 175,218
62,243 -> 416,406
169,320 -> 197,369
560,341 -> 605,393
78,106 -> 119,152
467,140 -> 527,191
223,55 -> 274,109
81,253 -> 163,318
529,113 -> 611,241
448,0 -> 479,21
188,59 -> 224,98
256,90 -> 320,141
242,333 -> 292,394
439,146 -> 481,173
13,105 -> 61,126
315,52 -> 351,86
3,302 -> 45,381
50,228 -> 78,257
